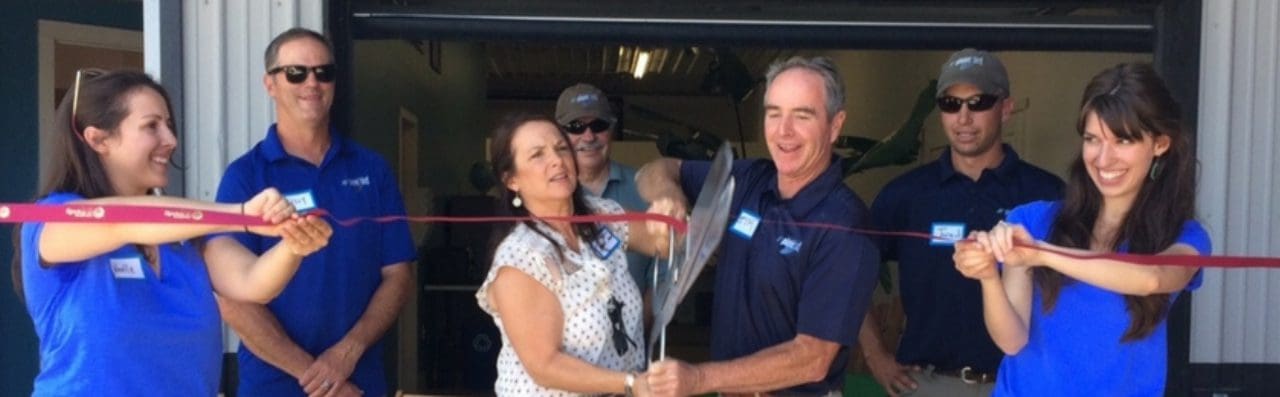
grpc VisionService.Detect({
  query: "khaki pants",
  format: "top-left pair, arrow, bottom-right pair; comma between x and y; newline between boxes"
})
900,366 -> 994,397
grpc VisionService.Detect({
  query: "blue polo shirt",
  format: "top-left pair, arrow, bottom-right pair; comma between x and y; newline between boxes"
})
680,156 -> 879,395
22,192 -> 222,396
591,161 -> 659,291
871,145 -> 1061,373
995,201 -> 1209,396
217,124 -> 416,397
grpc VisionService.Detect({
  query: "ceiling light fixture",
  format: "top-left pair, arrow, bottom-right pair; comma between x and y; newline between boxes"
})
633,50 -> 651,79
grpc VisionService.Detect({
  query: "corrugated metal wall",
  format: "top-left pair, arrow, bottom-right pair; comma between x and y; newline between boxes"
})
181,0 -> 326,351
182,0 -> 325,201
1192,0 -> 1280,364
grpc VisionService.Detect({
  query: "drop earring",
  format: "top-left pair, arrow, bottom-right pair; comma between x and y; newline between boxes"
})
512,194 -> 523,208
1148,156 -> 1163,181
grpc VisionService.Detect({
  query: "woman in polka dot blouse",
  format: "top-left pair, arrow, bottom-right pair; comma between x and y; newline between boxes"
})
477,113 -> 680,396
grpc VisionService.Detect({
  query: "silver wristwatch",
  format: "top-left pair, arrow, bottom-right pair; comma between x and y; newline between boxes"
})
624,372 -> 636,397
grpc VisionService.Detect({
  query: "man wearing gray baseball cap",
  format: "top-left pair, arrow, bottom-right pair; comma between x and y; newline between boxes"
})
555,83 -> 656,292
858,48 -> 1063,397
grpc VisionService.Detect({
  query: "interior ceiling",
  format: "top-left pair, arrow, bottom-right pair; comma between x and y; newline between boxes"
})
483,45 -> 794,98
366,0 -> 1160,98
361,0 -> 1158,21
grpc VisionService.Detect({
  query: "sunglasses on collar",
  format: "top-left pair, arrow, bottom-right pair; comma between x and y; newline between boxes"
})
608,297 -> 637,356
936,94 -> 1001,113
563,118 -> 613,135
268,64 -> 336,84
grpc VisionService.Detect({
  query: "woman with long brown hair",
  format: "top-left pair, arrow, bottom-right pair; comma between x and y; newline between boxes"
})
14,69 -> 331,396
476,113 -> 679,396
953,62 -> 1211,396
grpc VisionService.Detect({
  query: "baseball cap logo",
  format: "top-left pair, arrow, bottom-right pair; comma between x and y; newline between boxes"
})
573,93 -> 600,104
951,56 -> 985,69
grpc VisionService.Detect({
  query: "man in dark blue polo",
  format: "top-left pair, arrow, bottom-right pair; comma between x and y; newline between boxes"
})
858,48 -> 1062,397
212,28 -> 415,397
641,56 -> 879,396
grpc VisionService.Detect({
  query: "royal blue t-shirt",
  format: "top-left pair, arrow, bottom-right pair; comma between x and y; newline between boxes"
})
995,200 -> 1211,396
21,192 -> 222,396
872,146 -> 1062,373
680,156 -> 879,395
217,125 -> 416,396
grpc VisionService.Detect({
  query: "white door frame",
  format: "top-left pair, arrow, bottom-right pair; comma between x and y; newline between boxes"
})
36,20 -> 143,183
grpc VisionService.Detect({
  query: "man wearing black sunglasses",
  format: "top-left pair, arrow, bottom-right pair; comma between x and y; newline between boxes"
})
213,28 -> 415,397
555,83 -> 657,293
859,48 -> 1063,397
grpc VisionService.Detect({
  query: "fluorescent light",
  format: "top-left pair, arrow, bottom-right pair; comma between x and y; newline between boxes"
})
633,51 -> 651,79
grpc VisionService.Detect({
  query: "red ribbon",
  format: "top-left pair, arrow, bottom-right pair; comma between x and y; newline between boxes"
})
0,203 -> 271,226
309,209 -> 689,234
783,220 -> 1272,269
2,203 -> 1274,268
0,204 -> 687,233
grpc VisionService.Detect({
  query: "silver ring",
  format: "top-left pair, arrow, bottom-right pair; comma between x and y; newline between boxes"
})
321,380 -> 332,389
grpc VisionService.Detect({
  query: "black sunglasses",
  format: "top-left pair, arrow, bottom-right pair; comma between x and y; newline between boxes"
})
563,118 -> 613,135
936,94 -> 1001,113
608,297 -> 637,356
267,64 -> 336,84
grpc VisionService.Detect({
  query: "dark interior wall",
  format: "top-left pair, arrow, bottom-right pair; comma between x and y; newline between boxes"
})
351,40 -> 489,206
0,2 -> 142,395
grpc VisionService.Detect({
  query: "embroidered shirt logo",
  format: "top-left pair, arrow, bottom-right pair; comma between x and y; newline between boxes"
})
341,176 -> 371,187
777,237 -> 803,256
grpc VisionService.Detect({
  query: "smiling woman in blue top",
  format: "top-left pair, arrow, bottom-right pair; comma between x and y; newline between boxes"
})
954,62 -> 1210,396
13,69 -> 332,397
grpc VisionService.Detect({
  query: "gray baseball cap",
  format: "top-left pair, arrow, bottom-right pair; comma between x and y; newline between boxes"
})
936,48 -> 1009,97
555,83 -> 615,125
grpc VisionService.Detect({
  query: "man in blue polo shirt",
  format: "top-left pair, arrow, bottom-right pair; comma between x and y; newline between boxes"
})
858,48 -> 1062,397
212,28 -> 415,397
641,56 -> 879,396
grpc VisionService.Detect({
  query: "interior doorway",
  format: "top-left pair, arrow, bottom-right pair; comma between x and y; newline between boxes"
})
37,19 -> 143,183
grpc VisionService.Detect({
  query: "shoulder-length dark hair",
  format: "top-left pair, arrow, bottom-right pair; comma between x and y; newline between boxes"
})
11,69 -> 175,299
486,113 -> 600,267
1037,62 -> 1197,342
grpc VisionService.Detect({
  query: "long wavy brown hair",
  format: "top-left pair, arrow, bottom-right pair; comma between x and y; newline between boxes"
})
485,113 -> 600,267
1037,62 -> 1197,342
10,70 -> 174,301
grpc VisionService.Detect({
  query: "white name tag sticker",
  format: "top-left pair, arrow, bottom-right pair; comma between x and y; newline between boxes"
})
930,222 -> 966,246
730,209 -> 761,240
285,190 -> 318,213
109,256 -> 145,280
